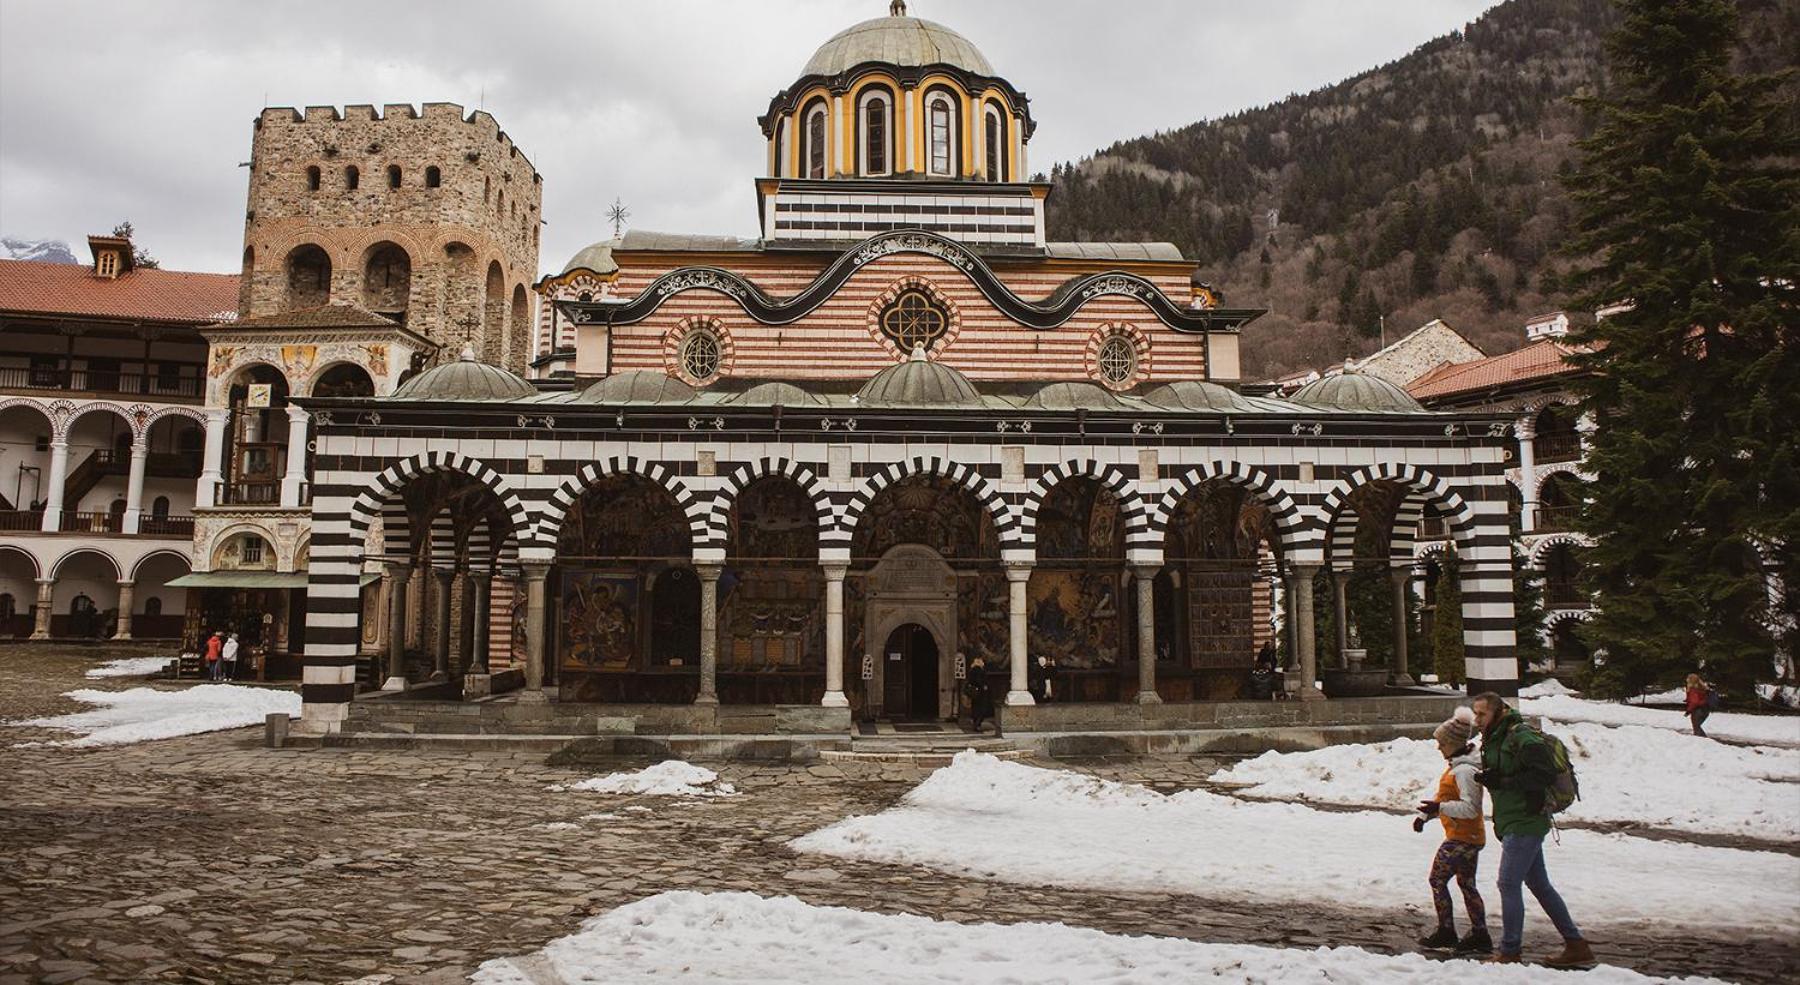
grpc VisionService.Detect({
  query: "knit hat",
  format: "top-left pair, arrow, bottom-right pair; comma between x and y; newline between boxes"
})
1433,705 -> 1476,748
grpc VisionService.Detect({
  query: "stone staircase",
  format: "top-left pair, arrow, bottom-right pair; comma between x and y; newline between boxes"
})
822,729 -> 1025,767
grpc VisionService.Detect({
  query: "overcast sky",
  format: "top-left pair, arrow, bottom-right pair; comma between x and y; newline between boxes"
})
0,0 -> 1496,277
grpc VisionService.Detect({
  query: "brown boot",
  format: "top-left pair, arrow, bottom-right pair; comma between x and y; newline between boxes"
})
1544,938 -> 1596,969
1485,952 -> 1521,964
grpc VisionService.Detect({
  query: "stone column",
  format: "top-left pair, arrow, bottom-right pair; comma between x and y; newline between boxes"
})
114,580 -> 135,641
469,571 -> 492,673
121,439 -> 148,534
1332,569 -> 1351,667
1133,565 -> 1161,704
40,439 -> 69,531
1390,566 -> 1415,686
821,562 -> 849,708
196,408 -> 228,509
1289,564 -> 1324,701
521,563 -> 549,700
694,563 -> 722,705
1004,562 -> 1035,706
383,563 -> 410,689
31,578 -> 53,640
431,568 -> 453,680
279,405 -> 310,508
1516,416 -> 1538,533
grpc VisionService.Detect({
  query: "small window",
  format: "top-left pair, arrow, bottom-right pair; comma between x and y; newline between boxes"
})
680,327 -> 721,382
1096,335 -> 1138,387
929,99 -> 954,176
241,536 -> 264,565
96,251 -> 118,278
864,97 -> 888,175
306,166 -> 321,191
144,597 -> 162,617
387,165 -> 402,189
152,495 -> 170,519
985,109 -> 1004,182
425,166 -> 441,188
483,176 -> 491,202
880,289 -> 950,353
345,165 -> 360,190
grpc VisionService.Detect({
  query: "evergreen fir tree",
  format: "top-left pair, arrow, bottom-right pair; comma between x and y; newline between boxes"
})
1433,555 -> 1466,686
1562,0 -> 1798,698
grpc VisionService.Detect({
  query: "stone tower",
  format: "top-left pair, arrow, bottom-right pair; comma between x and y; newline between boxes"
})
236,102 -> 542,372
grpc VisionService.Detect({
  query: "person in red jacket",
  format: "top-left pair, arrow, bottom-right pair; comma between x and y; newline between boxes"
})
203,630 -> 224,681
1684,673 -> 1713,738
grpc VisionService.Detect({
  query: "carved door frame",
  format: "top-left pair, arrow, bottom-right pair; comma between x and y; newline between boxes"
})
864,544 -> 958,719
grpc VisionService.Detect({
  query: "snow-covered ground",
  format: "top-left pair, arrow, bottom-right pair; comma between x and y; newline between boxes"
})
1211,721 -> 1800,840
470,891 -> 1721,985
792,753 -> 1800,933
1520,693 -> 1800,746
83,656 -> 173,679
9,685 -> 299,748
468,893 -> 1728,985
553,760 -> 737,797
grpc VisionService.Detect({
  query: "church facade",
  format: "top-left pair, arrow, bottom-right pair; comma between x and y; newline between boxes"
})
293,6 -> 1523,734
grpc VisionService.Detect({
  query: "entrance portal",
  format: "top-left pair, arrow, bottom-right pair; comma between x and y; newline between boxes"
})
882,623 -> 939,720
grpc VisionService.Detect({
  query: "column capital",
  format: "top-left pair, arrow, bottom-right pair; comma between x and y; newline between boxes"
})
819,561 -> 849,580
1390,565 -> 1414,584
48,437 -> 69,450
1003,560 -> 1033,582
129,437 -> 149,453
1514,416 -> 1537,439
285,403 -> 310,422
117,579 -> 136,589
37,577 -> 55,590
1286,561 -> 1322,578
205,406 -> 231,424
694,562 -> 723,581
520,561 -> 550,582
1130,562 -> 1161,581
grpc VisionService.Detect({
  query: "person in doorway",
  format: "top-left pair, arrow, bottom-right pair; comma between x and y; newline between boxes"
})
1413,706 -> 1491,954
1684,673 -> 1714,738
966,655 -> 994,733
1038,655 -> 1055,703
220,632 -> 241,682
1027,653 -> 1047,703
204,630 -> 224,681
1471,692 -> 1593,967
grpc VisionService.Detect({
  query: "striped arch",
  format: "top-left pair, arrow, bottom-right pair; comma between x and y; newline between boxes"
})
705,458 -> 834,551
1413,540 -> 1456,568
1150,461 -> 1306,555
345,452 -> 533,560
1526,532 -> 1591,569
1319,463 -> 1477,551
1542,607 -> 1596,646
143,405 -> 207,429
1021,460 -> 1149,550
534,456 -> 707,551
1327,507 -> 1361,572
1386,492 -> 1430,566
840,457 -> 1022,551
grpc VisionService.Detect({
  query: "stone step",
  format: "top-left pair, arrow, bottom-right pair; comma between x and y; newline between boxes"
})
820,746 -> 1026,766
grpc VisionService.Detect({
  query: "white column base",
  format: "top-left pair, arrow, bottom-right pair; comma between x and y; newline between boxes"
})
1135,690 -> 1163,705
820,691 -> 849,708
381,676 -> 408,691
516,689 -> 549,705
1389,672 -> 1417,687
1005,689 -> 1035,706
1297,684 -> 1327,702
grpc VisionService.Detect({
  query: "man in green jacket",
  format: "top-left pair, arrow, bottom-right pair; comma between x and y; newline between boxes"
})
1471,692 -> 1594,968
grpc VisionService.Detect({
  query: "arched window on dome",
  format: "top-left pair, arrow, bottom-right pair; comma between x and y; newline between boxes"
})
984,104 -> 1006,182
859,89 -> 893,177
926,91 -> 958,178
803,100 -> 829,179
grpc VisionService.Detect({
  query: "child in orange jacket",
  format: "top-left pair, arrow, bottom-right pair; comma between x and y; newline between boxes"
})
1414,705 -> 1492,954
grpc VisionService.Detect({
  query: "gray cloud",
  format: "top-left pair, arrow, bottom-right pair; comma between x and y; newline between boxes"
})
0,0 -> 1495,276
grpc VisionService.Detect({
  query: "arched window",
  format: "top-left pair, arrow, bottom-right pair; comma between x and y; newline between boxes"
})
880,289 -> 950,353
927,94 -> 956,177
804,103 -> 828,179
1096,334 -> 1138,387
152,495 -> 170,519
144,596 -> 162,617
984,105 -> 1005,182
345,165 -> 360,190
387,165 -> 402,189
775,117 -> 791,177
306,166 -> 321,191
860,92 -> 891,176
425,166 -> 441,188
680,327 -> 722,383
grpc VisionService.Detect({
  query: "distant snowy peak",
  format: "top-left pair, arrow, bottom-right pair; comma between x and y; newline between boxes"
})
1,236 -> 80,264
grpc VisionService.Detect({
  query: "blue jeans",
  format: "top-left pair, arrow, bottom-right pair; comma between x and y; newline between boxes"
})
1497,833 -> 1582,955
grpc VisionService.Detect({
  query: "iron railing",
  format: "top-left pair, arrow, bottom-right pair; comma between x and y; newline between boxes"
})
0,365 -> 203,400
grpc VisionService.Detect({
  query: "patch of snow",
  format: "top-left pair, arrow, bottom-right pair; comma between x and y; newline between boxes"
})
1211,722 -> 1800,840
1519,679 -> 1579,698
537,822 -> 579,832
555,760 -> 737,798
578,812 -> 621,822
1521,694 -> 1800,746
470,890 -> 1724,985
792,753 -> 1799,933
84,656 -> 173,679
9,685 -> 299,748
1758,683 -> 1799,706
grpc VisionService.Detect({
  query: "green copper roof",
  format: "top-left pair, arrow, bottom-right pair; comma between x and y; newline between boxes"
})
803,14 -> 993,77
856,346 -> 984,408
1290,371 -> 1425,413
391,346 -> 536,401
1024,381 -> 1126,411
1143,380 -> 1255,414
573,370 -> 697,405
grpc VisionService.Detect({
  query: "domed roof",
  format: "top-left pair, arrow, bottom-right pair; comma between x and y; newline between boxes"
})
856,345 -> 984,408
803,8 -> 994,78
574,370 -> 696,405
730,381 -> 826,407
1024,381 -> 1125,411
1291,371 -> 1425,413
1144,380 -> 1254,414
560,239 -> 618,277
392,345 -> 536,401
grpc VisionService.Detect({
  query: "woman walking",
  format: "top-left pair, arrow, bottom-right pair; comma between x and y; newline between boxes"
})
1684,673 -> 1714,738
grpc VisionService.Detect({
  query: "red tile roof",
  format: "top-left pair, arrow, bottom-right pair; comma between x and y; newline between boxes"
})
0,259 -> 239,325
1406,337 -> 1586,400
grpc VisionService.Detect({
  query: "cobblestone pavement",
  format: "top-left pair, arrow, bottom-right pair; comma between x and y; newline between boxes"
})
2,647 -> 1794,985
